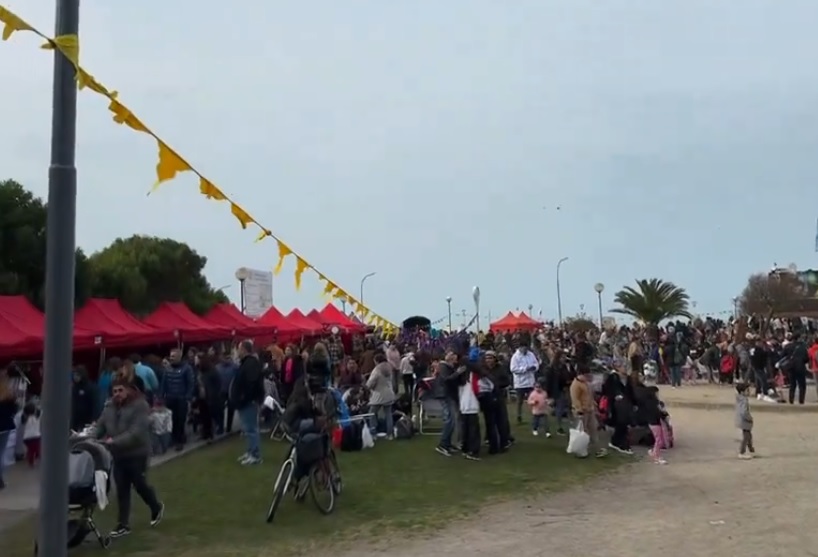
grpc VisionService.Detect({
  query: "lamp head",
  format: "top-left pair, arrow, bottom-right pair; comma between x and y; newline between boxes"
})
235,267 -> 250,281
445,296 -> 452,303
594,282 -> 605,294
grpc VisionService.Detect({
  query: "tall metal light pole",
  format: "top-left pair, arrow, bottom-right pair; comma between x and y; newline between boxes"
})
556,257 -> 568,326
235,267 -> 249,314
40,1 -> 81,555
445,296 -> 452,331
341,299 -> 347,313
594,282 -> 605,329
473,287 -> 481,334
359,271 -> 376,319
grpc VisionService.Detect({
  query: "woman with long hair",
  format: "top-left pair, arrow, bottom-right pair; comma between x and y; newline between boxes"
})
0,370 -> 19,489
117,359 -> 146,394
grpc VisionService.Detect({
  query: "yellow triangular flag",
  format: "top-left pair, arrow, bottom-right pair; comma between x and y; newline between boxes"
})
0,7 -> 33,41
153,141 -> 191,189
108,99 -> 148,133
255,229 -> 271,242
275,242 -> 293,274
294,257 -> 310,290
77,69 -> 115,97
230,203 -> 253,229
322,279 -> 336,296
41,34 -> 79,67
199,178 -> 227,201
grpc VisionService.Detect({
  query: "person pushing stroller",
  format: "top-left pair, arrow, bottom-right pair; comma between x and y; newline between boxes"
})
90,377 -> 165,538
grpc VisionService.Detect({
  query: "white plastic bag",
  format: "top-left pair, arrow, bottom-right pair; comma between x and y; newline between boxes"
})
361,425 -> 375,449
566,419 -> 590,458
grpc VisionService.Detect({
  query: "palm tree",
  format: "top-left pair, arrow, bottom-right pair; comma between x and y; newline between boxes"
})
611,278 -> 692,325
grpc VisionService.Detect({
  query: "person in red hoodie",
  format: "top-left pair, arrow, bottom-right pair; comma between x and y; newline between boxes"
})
808,336 -> 818,398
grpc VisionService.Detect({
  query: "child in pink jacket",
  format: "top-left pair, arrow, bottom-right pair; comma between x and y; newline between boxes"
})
527,381 -> 550,438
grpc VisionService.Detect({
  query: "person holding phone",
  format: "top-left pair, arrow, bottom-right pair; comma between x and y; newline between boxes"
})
509,342 -> 539,425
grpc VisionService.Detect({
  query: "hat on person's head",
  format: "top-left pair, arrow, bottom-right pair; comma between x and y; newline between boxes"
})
485,350 -> 497,358
468,346 -> 481,362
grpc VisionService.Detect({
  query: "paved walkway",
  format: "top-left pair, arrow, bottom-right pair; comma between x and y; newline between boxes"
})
660,383 -> 818,411
341,402 -> 818,557
0,439 -> 208,533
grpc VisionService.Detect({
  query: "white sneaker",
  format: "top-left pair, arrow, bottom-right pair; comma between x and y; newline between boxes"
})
762,395 -> 777,403
545,432 -> 552,439
242,456 -> 263,465
654,458 -> 668,465
236,453 -> 250,463
756,394 -> 763,400
738,453 -> 753,460
532,430 -> 539,436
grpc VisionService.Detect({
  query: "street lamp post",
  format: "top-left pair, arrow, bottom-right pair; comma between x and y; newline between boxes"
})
360,271 -> 376,319
594,283 -> 605,329
527,304 -> 533,315
40,0 -> 82,555
732,297 -> 739,319
341,300 -> 347,313
473,287 -> 481,334
235,267 -> 250,314
445,296 -> 453,331
556,257 -> 569,326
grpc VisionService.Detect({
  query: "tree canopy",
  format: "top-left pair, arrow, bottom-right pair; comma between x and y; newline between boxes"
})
738,272 -> 807,318
563,314 -> 598,334
611,278 -> 692,324
0,179 -> 228,315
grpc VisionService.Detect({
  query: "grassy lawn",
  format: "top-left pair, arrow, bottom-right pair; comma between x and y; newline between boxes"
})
6,419 -> 624,557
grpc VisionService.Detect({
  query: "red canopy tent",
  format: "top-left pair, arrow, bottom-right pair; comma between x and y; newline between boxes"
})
204,303 -> 275,338
488,312 -> 520,332
143,302 -> 231,343
513,312 -> 543,331
0,295 -> 98,358
75,298 -> 174,348
257,306 -> 304,338
307,309 -> 333,327
318,304 -> 365,332
286,309 -> 323,335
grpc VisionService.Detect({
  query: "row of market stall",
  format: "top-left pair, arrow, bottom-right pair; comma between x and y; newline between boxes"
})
0,295 -> 365,359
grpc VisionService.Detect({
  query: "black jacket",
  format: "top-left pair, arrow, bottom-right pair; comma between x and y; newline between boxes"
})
485,361 -> 511,391
230,354 -> 264,409
603,373 -> 636,426
433,362 -> 462,401
545,361 -> 574,398
71,379 -> 96,431
0,398 -> 18,432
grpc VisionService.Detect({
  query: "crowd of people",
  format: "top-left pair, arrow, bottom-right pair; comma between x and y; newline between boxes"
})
1,311 -> 817,536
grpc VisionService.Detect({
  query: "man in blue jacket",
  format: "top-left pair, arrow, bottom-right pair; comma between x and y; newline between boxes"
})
129,354 -> 159,405
160,349 -> 194,451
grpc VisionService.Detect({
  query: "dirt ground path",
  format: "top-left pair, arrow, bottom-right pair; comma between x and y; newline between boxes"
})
342,406 -> 818,557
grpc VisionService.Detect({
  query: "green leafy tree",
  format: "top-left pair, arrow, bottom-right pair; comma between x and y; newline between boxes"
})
0,179 -> 92,307
611,278 -> 691,325
563,314 -> 598,334
87,235 -> 228,316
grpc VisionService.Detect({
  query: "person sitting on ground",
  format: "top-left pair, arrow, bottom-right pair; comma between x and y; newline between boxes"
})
338,358 -> 363,391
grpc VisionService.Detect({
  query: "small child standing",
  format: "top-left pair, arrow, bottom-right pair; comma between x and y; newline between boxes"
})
21,402 -> 41,467
735,382 -> 755,459
645,386 -> 668,465
149,402 -> 173,456
527,381 -> 551,438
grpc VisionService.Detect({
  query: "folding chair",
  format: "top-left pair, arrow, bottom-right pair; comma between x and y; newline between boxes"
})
417,396 -> 444,435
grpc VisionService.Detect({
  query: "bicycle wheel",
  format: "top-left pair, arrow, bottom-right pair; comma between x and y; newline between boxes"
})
266,459 -> 294,523
308,462 -> 335,515
328,449 -> 343,495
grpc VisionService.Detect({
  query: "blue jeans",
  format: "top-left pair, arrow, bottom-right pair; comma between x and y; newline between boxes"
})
238,402 -> 261,458
369,404 -> 393,436
670,366 -> 682,387
0,430 -> 10,485
554,393 -> 571,429
532,414 -> 548,432
438,398 -> 458,450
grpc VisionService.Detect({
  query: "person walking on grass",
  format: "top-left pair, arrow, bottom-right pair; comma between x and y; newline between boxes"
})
93,378 -> 164,538
569,371 -> 607,459
735,381 -> 755,460
527,380 -> 550,438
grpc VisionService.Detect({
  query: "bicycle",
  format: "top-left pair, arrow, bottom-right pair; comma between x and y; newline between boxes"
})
265,432 -> 342,523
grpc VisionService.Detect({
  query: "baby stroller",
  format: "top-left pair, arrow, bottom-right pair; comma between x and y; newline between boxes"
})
36,438 -> 113,554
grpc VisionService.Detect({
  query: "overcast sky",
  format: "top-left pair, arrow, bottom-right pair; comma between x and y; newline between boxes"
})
3,0 -> 818,325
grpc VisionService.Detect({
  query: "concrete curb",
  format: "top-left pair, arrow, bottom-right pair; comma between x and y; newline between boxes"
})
668,400 -> 818,413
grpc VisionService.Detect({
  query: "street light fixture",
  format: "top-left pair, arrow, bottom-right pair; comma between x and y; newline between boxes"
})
445,296 -> 453,331
594,282 -> 605,329
235,267 -> 250,314
556,257 -> 569,326
360,271 -> 376,319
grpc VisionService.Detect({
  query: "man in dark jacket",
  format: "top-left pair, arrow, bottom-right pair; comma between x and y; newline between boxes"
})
484,351 -> 513,447
231,340 -> 264,464
71,366 -> 96,432
783,334 -> 810,404
544,350 -> 574,435
603,365 -> 636,454
160,349 -> 194,451
94,378 -> 163,538
433,349 -> 465,457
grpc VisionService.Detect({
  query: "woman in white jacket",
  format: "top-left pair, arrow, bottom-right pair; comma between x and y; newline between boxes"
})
509,345 -> 539,424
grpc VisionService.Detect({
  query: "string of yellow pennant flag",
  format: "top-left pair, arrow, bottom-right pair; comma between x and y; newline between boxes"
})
0,5 -> 397,332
